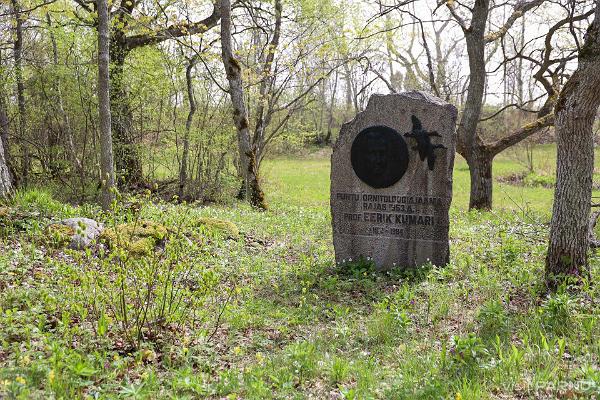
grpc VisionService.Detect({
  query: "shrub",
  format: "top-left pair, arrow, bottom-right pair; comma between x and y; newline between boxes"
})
11,188 -> 72,216
539,291 -> 574,335
523,172 -> 555,188
80,199 -> 234,350
446,333 -> 489,376
336,256 -> 376,279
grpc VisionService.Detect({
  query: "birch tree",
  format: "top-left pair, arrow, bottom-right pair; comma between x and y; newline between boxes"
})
0,133 -> 11,199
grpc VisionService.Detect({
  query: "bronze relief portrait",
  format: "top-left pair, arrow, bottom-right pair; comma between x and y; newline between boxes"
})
350,125 -> 409,189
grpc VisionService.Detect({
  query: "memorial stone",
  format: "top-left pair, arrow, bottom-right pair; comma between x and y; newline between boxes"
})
330,91 -> 457,269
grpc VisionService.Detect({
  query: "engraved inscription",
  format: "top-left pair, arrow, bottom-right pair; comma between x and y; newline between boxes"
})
333,192 -> 450,241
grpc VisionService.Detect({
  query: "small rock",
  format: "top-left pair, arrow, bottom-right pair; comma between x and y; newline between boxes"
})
58,217 -> 104,250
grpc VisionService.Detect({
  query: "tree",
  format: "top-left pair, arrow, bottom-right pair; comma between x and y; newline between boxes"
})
72,0 -> 221,186
250,0 -> 283,167
0,50 -> 13,189
545,0 -> 600,289
445,0 -> 554,210
97,0 -> 115,210
46,13 -> 82,179
0,129 -> 11,198
11,0 -> 28,186
220,0 -> 266,209
178,54 -> 198,201
367,1 -> 570,211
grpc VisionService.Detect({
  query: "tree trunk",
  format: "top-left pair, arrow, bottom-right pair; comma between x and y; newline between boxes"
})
546,2 -> 600,289
455,1 -> 489,210
0,118 -> 12,198
11,0 -> 28,187
220,0 -> 266,210
47,13 -> 82,176
467,143 -> 494,210
325,70 -> 338,145
97,0 -> 116,210
0,89 -> 13,186
109,35 -> 143,187
179,57 -> 197,201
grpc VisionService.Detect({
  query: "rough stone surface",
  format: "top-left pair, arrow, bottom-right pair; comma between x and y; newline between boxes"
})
330,91 -> 457,270
58,217 -> 104,250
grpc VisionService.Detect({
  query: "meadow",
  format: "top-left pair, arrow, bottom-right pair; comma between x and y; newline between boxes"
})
1,144 -> 600,399
262,143 -> 600,214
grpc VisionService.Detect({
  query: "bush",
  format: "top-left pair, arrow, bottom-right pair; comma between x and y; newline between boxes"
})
539,291 -> 574,335
83,203 -> 232,350
446,333 -> 489,376
477,299 -> 509,340
336,256 -> 376,279
11,188 -> 72,216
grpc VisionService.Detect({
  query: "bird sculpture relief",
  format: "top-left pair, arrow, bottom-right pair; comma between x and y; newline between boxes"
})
404,115 -> 446,170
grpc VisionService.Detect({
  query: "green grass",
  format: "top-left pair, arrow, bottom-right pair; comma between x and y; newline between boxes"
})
262,143 -> 600,216
1,145 -> 600,399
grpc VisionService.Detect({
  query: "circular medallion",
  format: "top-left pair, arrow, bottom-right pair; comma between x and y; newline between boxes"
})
350,125 -> 409,189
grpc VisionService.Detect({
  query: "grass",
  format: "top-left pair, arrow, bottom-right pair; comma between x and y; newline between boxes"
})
1,144 -> 600,399
261,143 -> 600,216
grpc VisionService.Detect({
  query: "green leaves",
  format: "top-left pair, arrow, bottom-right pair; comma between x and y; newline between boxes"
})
97,312 -> 108,337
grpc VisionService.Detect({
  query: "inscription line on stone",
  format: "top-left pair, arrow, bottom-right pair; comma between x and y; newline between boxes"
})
334,233 -> 449,243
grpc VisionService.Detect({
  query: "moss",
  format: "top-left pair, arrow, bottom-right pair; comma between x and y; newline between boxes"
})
229,57 -> 242,72
554,76 -> 579,115
245,149 -> 268,210
0,207 -> 9,220
195,217 -> 240,240
100,220 -> 168,256
44,224 -> 76,248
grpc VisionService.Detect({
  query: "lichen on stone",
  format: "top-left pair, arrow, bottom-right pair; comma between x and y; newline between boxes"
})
100,220 -> 168,256
45,224 -> 76,248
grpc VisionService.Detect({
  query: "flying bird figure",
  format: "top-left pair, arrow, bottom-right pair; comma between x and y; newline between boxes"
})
404,115 -> 446,170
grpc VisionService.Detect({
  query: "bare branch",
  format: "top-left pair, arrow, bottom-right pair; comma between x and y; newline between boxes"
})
488,113 -> 554,156
444,0 -> 468,31
484,0 -> 546,43
125,2 -> 221,50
